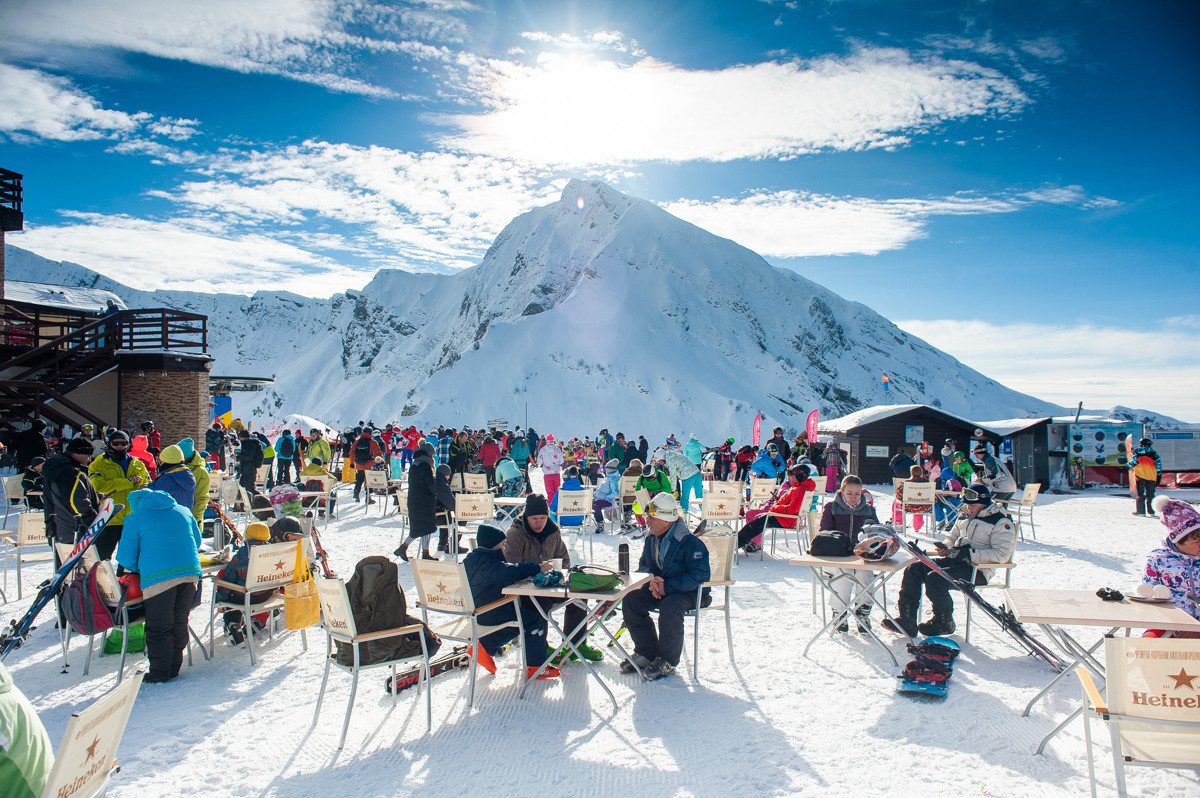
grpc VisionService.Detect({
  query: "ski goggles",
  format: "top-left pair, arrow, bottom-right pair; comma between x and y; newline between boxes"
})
961,487 -> 988,504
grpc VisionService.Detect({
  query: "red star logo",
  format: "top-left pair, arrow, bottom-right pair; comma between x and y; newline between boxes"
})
1169,668 -> 1197,690
435,581 -> 448,594
716,502 -> 726,511
85,736 -> 100,761
470,503 -> 480,512
274,560 -> 286,571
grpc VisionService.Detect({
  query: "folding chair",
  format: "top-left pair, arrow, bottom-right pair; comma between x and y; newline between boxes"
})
409,558 -> 525,709
1076,635 -> 1200,798
1000,482 -> 1041,541
555,488 -> 594,561
312,576 -> 432,748
363,470 -> 390,514
463,473 -> 494,494
684,530 -> 737,679
900,481 -> 936,536
39,671 -> 143,798
964,560 -> 1017,643
618,475 -> 639,524
209,540 -> 308,665
2,511 -> 53,599
527,466 -> 548,498
449,473 -> 464,493
2,473 -> 27,527
748,477 -> 776,506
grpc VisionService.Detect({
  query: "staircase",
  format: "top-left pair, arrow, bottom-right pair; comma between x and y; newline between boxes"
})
0,300 -> 208,432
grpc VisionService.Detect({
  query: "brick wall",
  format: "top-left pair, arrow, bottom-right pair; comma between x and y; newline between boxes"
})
119,370 -> 210,450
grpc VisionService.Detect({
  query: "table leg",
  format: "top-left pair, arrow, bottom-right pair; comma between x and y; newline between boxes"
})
1021,625 -> 1110,718
1035,706 -> 1082,755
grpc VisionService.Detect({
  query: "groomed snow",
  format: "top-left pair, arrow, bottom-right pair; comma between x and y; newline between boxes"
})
3,487 -> 1198,797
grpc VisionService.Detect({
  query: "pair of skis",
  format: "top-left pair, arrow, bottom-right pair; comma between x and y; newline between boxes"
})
882,528 -> 1065,672
0,499 -> 119,660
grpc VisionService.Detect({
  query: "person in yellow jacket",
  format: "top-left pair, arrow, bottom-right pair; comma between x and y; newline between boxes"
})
305,429 -> 332,473
87,429 -> 149,558
177,437 -> 210,526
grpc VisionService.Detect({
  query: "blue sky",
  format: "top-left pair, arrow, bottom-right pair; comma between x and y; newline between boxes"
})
1,0 -> 1197,419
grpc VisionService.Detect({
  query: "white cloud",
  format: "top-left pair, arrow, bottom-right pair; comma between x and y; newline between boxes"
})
0,64 -> 149,141
895,318 -> 1200,422
440,46 -> 1029,165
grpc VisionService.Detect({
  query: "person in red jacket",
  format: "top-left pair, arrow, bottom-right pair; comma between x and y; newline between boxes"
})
479,436 -> 502,487
735,464 -> 816,552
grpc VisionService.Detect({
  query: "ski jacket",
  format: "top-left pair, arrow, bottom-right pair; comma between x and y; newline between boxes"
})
495,457 -> 521,485
479,441 -> 501,468
43,452 -> 100,544
88,450 -> 150,526
763,479 -> 816,528
605,441 -> 626,464
889,452 -> 916,478
184,453 -> 210,524
0,660 -> 54,798
509,438 -> 530,466
464,546 -> 539,611
977,453 -> 1016,493
503,514 -> 569,568
205,426 -> 225,455
595,471 -> 621,503
353,435 -> 383,468
1143,537 -> 1200,622
436,435 -> 452,468
149,462 -> 197,512
403,429 -> 421,451
537,443 -> 564,474
636,519 -> 711,599
768,435 -> 791,462
636,471 -> 672,498
306,437 -> 332,468
819,491 -> 879,544
115,489 -> 201,592
237,437 -> 263,474
214,538 -> 273,603
448,440 -> 470,474
945,504 -> 1017,579
751,452 -> 785,479
1130,445 -> 1162,482
683,437 -> 705,466
274,433 -> 296,461
406,453 -> 438,537
664,449 -> 699,481
336,556 -> 426,666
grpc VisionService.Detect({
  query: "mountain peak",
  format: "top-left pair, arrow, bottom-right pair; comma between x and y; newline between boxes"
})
558,179 -> 639,220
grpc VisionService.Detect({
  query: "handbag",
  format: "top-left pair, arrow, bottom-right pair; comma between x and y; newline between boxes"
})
568,564 -> 623,592
284,545 -> 321,630
808,531 -> 853,557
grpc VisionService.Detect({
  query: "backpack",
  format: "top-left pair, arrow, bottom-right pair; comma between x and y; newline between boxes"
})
61,561 -> 116,636
336,556 -> 439,666
353,437 -> 373,465
278,436 -> 295,459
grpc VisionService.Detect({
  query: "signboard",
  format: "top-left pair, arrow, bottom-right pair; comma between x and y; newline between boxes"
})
1068,422 -> 1143,467
865,445 -> 889,458
1149,429 -> 1200,470
904,425 -> 924,445
486,418 -> 507,428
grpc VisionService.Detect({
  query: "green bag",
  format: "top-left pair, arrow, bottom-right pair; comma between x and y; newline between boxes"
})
103,622 -> 145,655
568,565 -> 622,592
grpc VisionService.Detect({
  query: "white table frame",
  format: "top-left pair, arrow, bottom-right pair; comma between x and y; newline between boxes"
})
493,497 -> 525,527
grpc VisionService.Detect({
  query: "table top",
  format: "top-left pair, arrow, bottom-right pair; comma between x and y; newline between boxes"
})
790,551 -> 913,573
503,572 -> 649,600
493,497 -> 525,506
1004,588 -> 1200,631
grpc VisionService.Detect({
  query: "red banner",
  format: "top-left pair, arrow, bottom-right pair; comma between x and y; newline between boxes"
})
752,413 -> 762,447
806,409 -> 818,442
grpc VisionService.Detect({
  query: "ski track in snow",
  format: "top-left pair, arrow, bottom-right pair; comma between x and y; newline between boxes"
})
3,487 -> 1199,797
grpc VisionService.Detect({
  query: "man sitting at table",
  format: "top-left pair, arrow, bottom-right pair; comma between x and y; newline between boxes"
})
883,483 -> 1016,637
621,493 -> 711,681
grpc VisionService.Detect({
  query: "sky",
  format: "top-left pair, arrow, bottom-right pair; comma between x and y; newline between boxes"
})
1,0 -> 1197,420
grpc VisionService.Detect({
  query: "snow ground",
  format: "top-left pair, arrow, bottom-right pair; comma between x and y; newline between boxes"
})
4,486 -> 1198,798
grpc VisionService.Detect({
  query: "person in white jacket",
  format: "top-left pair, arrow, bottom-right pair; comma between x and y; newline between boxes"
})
537,434 -> 565,502
972,443 -> 1016,501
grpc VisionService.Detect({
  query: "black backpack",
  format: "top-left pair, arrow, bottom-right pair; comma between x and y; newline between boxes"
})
278,436 -> 295,459
353,437 -> 372,465
336,556 -> 439,666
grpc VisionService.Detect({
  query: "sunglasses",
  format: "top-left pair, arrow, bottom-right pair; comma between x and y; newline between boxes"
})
109,440 -> 129,447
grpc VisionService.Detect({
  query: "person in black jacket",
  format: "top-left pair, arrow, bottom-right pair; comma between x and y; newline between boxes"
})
397,441 -> 438,560
14,420 -> 48,473
205,422 -> 226,471
235,430 -> 263,498
768,427 -> 791,462
463,524 -> 555,679
42,438 -> 100,545
21,457 -> 44,509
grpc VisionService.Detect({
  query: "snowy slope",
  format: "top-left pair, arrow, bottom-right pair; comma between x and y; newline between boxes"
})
6,180 -> 1059,437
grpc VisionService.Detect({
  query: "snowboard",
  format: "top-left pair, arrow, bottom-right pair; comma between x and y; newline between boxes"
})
383,646 -> 469,694
896,636 -> 960,698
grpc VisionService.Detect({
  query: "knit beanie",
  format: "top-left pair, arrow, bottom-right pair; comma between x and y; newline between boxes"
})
66,437 -> 94,456
1153,496 -> 1200,545
476,524 -> 506,550
524,493 -> 550,517
244,522 -> 270,542
160,444 -> 184,465
178,438 -> 195,460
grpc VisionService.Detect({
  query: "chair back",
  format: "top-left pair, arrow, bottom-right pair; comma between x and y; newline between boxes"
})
55,543 -> 121,606
749,478 -> 775,503
364,470 -> 388,490
1104,635 -> 1200,765
454,492 -> 494,524
245,540 -> 302,590
410,559 -> 476,614
3,474 -> 24,501
17,512 -> 46,546
618,476 -> 639,502
1020,482 -> 1041,505
527,466 -> 547,497
219,476 -> 240,503
701,533 -> 736,583
707,481 -> 741,497
901,481 -> 935,508
464,473 -> 490,493
449,473 -> 464,492
255,464 -> 271,485
315,576 -> 357,639
40,672 -> 143,798
892,477 -> 907,494
702,493 -> 741,521
805,491 -> 824,513
556,489 -> 592,522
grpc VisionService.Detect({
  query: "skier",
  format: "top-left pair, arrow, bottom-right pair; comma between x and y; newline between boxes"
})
1129,437 -> 1163,517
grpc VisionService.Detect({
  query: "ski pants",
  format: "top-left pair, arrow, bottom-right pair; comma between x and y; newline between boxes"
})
277,458 -> 293,485
477,597 -> 547,666
827,569 -> 874,616
143,580 -> 197,680
543,472 -> 562,503
1136,477 -> 1157,515
679,472 -> 703,513
622,584 -> 701,667
897,558 -> 984,618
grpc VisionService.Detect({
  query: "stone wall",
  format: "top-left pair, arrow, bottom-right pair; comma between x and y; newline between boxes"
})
119,370 -> 210,450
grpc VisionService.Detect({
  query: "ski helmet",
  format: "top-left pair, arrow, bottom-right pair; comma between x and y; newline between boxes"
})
854,526 -> 900,561
962,483 -> 992,505
1139,438 -> 1152,447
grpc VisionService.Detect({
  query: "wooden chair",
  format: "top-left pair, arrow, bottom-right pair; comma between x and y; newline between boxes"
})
311,576 -> 432,749
1076,635 -> 1200,797
409,558 -> 525,709
900,481 -> 936,536
555,488 -> 594,560
39,671 -> 143,798
684,530 -> 736,679
209,540 -> 307,665
2,511 -> 53,599
1000,482 -> 1042,541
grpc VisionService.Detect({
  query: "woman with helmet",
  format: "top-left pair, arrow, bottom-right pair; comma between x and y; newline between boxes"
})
736,464 -> 816,553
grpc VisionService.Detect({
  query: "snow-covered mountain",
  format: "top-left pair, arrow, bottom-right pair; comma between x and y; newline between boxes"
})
6,180 -> 1063,439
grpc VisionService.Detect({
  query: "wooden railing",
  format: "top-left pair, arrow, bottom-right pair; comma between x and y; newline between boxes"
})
1,302 -> 207,362
0,168 -> 21,213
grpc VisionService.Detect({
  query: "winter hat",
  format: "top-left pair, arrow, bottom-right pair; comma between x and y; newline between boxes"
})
648,492 -> 680,518
524,493 -> 550,517
66,437 -> 94,456
244,522 -> 270,542
545,434 -> 555,442
30,456 -> 45,468
476,524 -> 506,550
418,441 -> 435,457
1153,496 -> 1200,545
107,429 -> 130,443
178,438 -> 195,460
605,459 -> 620,469
160,444 -> 184,464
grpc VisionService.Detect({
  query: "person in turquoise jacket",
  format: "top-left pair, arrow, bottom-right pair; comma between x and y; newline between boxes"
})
115,489 -> 201,683
683,434 -> 706,467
